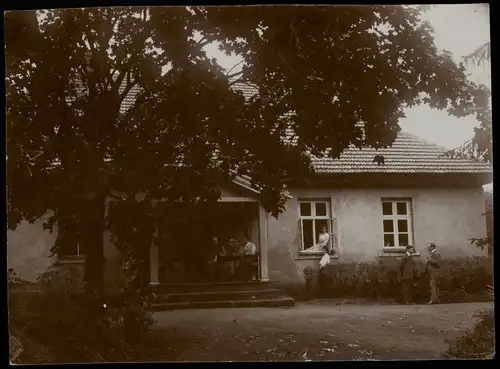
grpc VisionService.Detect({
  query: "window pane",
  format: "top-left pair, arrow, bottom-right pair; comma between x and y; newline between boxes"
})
55,221 -> 79,256
398,233 -> 409,247
384,234 -> 395,247
398,219 -> 408,233
315,202 -> 327,216
302,219 -> 314,249
383,220 -> 394,233
382,202 -> 392,215
300,202 -> 311,217
397,202 -> 407,215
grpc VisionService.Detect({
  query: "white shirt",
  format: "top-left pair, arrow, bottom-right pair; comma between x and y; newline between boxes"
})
304,232 -> 330,253
319,253 -> 331,268
317,232 -> 330,248
243,241 -> 257,255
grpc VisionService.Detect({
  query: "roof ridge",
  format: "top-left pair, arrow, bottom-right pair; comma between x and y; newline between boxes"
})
398,131 -> 449,152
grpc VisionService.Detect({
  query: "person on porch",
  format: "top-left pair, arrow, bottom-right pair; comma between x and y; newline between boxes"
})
243,235 -> 257,256
207,236 -> 227,281
210,236 -> 229,262
237,234 -> 258,281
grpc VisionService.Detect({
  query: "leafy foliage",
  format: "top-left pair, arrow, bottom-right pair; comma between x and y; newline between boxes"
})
303,266 -> 314,286
303,266 -> 315,299
443,308 -> 494,359
5,6 -> 490,290
469,192 -> 493,256
8,266 -> 154,364
463,4 -> 490,68
470,237 -> 492,254
465,41 -> 491,67
319,257 -> 493,303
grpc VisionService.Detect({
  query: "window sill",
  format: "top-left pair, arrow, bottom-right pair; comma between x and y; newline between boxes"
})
378,250 -> 420,258
56,255 -> 85,264
296,252 -> 339,261
382,247 -> 407,252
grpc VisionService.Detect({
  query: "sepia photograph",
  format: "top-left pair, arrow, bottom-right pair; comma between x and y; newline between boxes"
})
6,4 -> 493,363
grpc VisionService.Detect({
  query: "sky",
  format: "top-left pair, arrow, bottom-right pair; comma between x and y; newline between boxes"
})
400,4 -> 491,150
204,4 -> 491,151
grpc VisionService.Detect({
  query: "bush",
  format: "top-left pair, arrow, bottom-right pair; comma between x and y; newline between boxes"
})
319,257 -> 493,303
8,265 -> 154,364
443,308 -> 495,358
303,266 -> 315,299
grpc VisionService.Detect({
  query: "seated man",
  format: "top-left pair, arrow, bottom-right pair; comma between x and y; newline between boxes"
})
227,238 -> 241,256
243,235 -> 257,256
239,235 -> 258,280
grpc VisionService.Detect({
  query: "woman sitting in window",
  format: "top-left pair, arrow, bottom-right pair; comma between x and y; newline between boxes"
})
304,226 -> 330,253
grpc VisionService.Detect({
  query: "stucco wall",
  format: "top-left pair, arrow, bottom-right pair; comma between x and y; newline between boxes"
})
266,187 -> 487,289
7,214 -> 57,282
7,199 -> 124,292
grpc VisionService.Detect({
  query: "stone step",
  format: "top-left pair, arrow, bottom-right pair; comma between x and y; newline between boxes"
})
149,280 -> 271,294
153,288 -> 283,304
150,296 -> 295,311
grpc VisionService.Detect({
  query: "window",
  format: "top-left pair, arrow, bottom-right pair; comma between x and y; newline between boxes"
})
299,200 -> 337,253
54,220 -> 84,257
381,199 -> 413,248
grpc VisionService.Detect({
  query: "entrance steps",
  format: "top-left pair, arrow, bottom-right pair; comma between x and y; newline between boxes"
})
149,281 -> 295,311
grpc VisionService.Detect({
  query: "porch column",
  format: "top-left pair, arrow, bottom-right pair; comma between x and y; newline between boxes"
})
259,204 -> 269,281
149,227 -> 159,285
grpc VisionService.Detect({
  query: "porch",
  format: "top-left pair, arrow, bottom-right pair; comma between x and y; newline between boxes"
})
148,188 -> 270,287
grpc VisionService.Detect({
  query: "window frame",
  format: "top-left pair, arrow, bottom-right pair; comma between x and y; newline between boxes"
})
56,221 -> 84,259
298,200 -> 336,254
381,198 -> 413,251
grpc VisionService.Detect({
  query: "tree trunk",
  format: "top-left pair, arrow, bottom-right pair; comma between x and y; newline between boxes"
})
80,192 -> 106,297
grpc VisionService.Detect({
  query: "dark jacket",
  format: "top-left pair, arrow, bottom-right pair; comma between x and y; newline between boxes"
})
400,253 -> 417,280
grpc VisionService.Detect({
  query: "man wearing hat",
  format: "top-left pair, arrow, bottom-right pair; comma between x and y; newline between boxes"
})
400,245 -> 418,304
425,242 -> 442,304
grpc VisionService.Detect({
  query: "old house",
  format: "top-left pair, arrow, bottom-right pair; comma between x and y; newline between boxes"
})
7,84 -> 492,308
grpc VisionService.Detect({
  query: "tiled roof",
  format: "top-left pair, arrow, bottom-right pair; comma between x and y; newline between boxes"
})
231,82 -> 259,101
81,79 -> 491,175
230,84 -> 491,175
118,81 -> 255,113
311,132 -> 491,174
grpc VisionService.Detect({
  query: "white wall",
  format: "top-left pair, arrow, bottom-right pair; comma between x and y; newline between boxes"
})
266,186 -> 487,287
7,214 -> 56,281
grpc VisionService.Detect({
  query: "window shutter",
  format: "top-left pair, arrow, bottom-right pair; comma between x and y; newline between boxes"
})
330,217 -> 339,253
328,218 -> 334,252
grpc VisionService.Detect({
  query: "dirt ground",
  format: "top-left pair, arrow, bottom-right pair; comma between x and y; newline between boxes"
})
150,301 -> 493,361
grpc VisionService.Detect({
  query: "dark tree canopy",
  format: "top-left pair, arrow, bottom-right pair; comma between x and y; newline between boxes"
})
5,6 -> 490,291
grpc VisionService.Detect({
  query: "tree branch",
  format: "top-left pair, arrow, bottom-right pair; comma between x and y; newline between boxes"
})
110,23 -> 152,96
197,36 -> 212,49
226,60 -> 245,77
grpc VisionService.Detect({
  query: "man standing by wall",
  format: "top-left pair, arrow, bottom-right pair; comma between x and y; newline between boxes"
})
400,246 -> 418,304
425,242 -> 442,304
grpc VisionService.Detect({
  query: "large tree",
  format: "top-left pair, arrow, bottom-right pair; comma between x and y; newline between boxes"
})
5,6 -> 489,294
